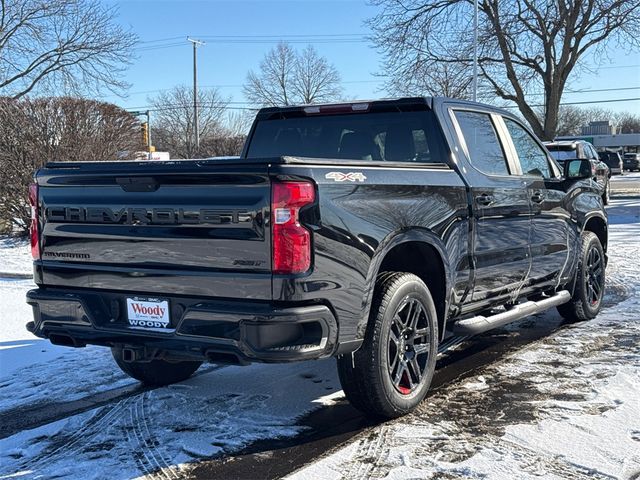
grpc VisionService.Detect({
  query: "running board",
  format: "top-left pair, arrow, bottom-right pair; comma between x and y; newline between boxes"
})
452,290 -> 571,336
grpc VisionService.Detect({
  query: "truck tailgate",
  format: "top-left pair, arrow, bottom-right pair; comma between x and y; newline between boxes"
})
36,161 -> 272,300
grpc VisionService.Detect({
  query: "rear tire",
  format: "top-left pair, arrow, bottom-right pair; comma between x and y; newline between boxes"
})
557,232 -> 605,322
337,272 -> 438,419
111,347 -> 202,386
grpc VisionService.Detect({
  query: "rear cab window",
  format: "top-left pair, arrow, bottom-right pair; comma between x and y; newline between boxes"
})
245,110 -> 448,164
452,110 -> 510,175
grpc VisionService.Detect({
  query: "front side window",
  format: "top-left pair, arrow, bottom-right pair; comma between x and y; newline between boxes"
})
454,110 -> 509,175
504,118 -> 551,178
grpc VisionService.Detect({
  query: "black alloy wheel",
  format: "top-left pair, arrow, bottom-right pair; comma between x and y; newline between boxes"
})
585,245 -> 604,307
337,272 -> 438,418
557,231 -> 605,322
387,297 -> 431,395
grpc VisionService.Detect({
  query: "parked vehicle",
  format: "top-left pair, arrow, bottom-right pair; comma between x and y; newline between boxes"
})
599,151 -> 623,175
26,98 -> 608,418
623,152 -> 640,172
545,140 -> 611,204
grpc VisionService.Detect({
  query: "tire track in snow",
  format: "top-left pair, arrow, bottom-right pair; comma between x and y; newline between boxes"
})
128,393 -> 167,479
13,397 -> 132,475
3,366 -> 227,478
135,391 -> 182,479
0,364 -> 226,440
495,436 -> 620,480
341,425 -> 391,480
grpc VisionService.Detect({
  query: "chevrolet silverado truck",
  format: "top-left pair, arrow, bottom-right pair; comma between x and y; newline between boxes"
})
26,97 -> 608,418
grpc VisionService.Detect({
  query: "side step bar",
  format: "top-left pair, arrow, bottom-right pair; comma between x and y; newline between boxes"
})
452,290 -> 571,336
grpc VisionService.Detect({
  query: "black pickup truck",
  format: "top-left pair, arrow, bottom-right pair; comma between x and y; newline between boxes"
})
26,97 -> 608,418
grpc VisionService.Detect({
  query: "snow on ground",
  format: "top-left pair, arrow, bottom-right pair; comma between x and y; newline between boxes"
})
0,275 -> 135,408
0,361 -> 340,480
288,196 -> 640,480
0,243 -> 341,479
0,197 -> 638,479
0,237 -> 31,276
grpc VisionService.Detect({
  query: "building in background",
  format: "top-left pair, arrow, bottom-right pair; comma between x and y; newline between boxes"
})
557,120 -> 639,153
581,121 -> 616,136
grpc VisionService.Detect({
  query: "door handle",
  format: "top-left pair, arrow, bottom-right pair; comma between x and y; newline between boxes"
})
531,191 -> 545,203
475,193 -> 494,206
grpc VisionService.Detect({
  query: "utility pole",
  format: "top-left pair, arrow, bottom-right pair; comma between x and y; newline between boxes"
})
472,0 -> 478,102
187,37 -> 205,154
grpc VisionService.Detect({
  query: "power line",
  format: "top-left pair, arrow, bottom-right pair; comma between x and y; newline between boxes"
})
140,33 -> 367,44
565,86 -> 640,94
135,39 -> 368,51
136,42 -> 186,52
596,64 -> 640,69
101,84 -> 638,101
523,86 -> 640,97
502,97 -> 640,109
138,36 -> 185,44
129,96 -> 639,115
135,34 -> 370,51
129,103 -> 259,113
97,80 -> 389,99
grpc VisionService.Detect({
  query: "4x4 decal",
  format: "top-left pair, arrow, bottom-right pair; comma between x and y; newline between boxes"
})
325,172 -> 367,182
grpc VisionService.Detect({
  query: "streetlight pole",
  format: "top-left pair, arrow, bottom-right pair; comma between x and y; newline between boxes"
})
472,0 -> 478,102
187,37 -> 204,154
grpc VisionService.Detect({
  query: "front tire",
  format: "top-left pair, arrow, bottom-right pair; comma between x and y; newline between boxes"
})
111,347 -> 202,386
337,272 -> 438,419
557,232 -> 605,322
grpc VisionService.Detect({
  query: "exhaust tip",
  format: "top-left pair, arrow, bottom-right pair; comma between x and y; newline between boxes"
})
49,333 -> 84,348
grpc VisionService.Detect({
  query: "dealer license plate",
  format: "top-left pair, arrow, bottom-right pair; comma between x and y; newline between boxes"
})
126,297 -> 171,330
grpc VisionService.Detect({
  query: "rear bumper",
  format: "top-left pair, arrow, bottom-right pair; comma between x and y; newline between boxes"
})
26,288 -> 338,364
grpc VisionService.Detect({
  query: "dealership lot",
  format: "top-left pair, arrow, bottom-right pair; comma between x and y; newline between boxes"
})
0,179 -> 638,480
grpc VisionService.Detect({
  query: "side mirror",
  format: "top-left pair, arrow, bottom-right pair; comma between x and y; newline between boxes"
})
564,159 -> 594,180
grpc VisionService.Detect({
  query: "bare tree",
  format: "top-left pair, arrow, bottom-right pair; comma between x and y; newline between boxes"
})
386,61 -> 473,99
149,85 -> 235,158
244,42 -> 297,106
244,42 -> 342,107
368,0 -> 640,140
0,97 -> 143,233
615,112 -> 640,134
291,45 -> 342,104
0,0 -> 136,98
556,105 -> 590,136
556,105 -> 640,136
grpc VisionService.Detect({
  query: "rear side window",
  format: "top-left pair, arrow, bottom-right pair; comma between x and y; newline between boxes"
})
454,110 -> 509,175
504,118 -> 551,178
246,110 -> 447,164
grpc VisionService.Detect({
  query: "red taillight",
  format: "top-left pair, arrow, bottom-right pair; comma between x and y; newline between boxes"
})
29,183 -> 40,259
271,181 -> 315,274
